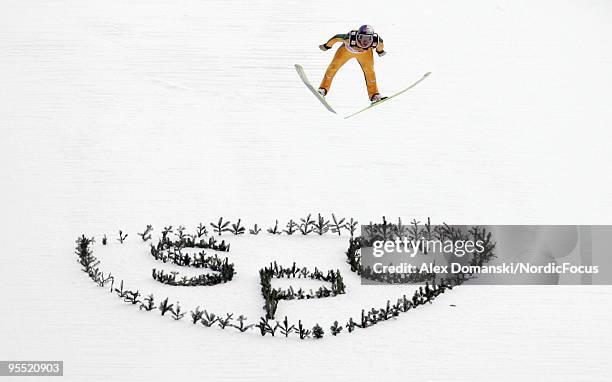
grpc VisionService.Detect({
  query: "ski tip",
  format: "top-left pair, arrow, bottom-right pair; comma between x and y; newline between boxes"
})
424,71 -> 432,77
294,64 -> 302,70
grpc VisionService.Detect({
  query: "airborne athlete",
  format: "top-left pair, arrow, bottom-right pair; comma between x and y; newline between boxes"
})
294,25 -> 429,117
318,25 -> 387,104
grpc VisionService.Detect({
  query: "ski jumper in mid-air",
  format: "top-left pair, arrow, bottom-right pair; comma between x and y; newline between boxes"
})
318,25 -> 386,103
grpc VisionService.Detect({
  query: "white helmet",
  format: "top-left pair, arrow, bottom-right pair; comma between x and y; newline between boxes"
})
358,25 -> 374,35
356,25 -> 375,48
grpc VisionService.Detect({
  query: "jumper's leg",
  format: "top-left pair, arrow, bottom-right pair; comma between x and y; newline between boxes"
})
319,46 -> 354,94
355,50 -> 379,100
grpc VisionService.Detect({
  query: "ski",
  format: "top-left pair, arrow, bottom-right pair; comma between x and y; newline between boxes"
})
344,72 -> 431,119
294,64 -> 337,114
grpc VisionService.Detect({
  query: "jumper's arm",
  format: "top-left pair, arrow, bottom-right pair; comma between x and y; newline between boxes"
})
319,34 -> 348,50
376,38 -> 386,56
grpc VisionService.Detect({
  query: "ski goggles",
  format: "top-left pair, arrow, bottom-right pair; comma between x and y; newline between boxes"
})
356,33 -> 374,47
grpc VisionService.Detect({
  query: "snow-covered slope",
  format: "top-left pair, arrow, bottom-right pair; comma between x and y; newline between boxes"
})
1,0 -> 611,381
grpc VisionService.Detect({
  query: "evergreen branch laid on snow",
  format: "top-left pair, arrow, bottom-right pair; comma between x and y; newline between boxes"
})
278,316 -> 295,338
161,226 -> 173,242
138,225 -> 153,241
114,280 -> 128,298
229,219 -> 245,235
210,217 -> 230,236
344,218 -> 359,237
297,320 -> 311,339
201,310 -> 218,327
249,224 -> 262,235
330,320 -> 343,336
158,298 -> 174,316
408,219 -> 421,243
123,289 -> 141,305
190,306 -> 204,324
231,315 -> 254,332
313,213 -> 330,235
217,313 -> 234,329
176,225 -> 187,243
140,294 -> 156,311
117,230 -> 128,243
267,220 -> 281,235
299,214 -> 315,235
283,219 -> 298,235
256,317 -> 278,337
196,223 -> 208,238
330,214 -> 346,236
75,235 -> 98,273
94,270 -> 113,288
345,318 -> 356,333
171,301 -> 186,320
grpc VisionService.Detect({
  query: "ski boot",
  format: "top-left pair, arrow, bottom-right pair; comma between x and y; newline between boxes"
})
370,93 -> 387,104
317,88 -> 327,97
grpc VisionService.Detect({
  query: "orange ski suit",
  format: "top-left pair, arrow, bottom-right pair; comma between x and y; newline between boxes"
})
319,33 -> 385,99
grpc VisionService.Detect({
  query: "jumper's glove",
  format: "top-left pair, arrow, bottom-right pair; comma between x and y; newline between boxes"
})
377,50 -> 387,57
319,44 -> 330,51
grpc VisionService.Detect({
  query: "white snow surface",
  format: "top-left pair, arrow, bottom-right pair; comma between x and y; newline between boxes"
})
1,0 -> 612,381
